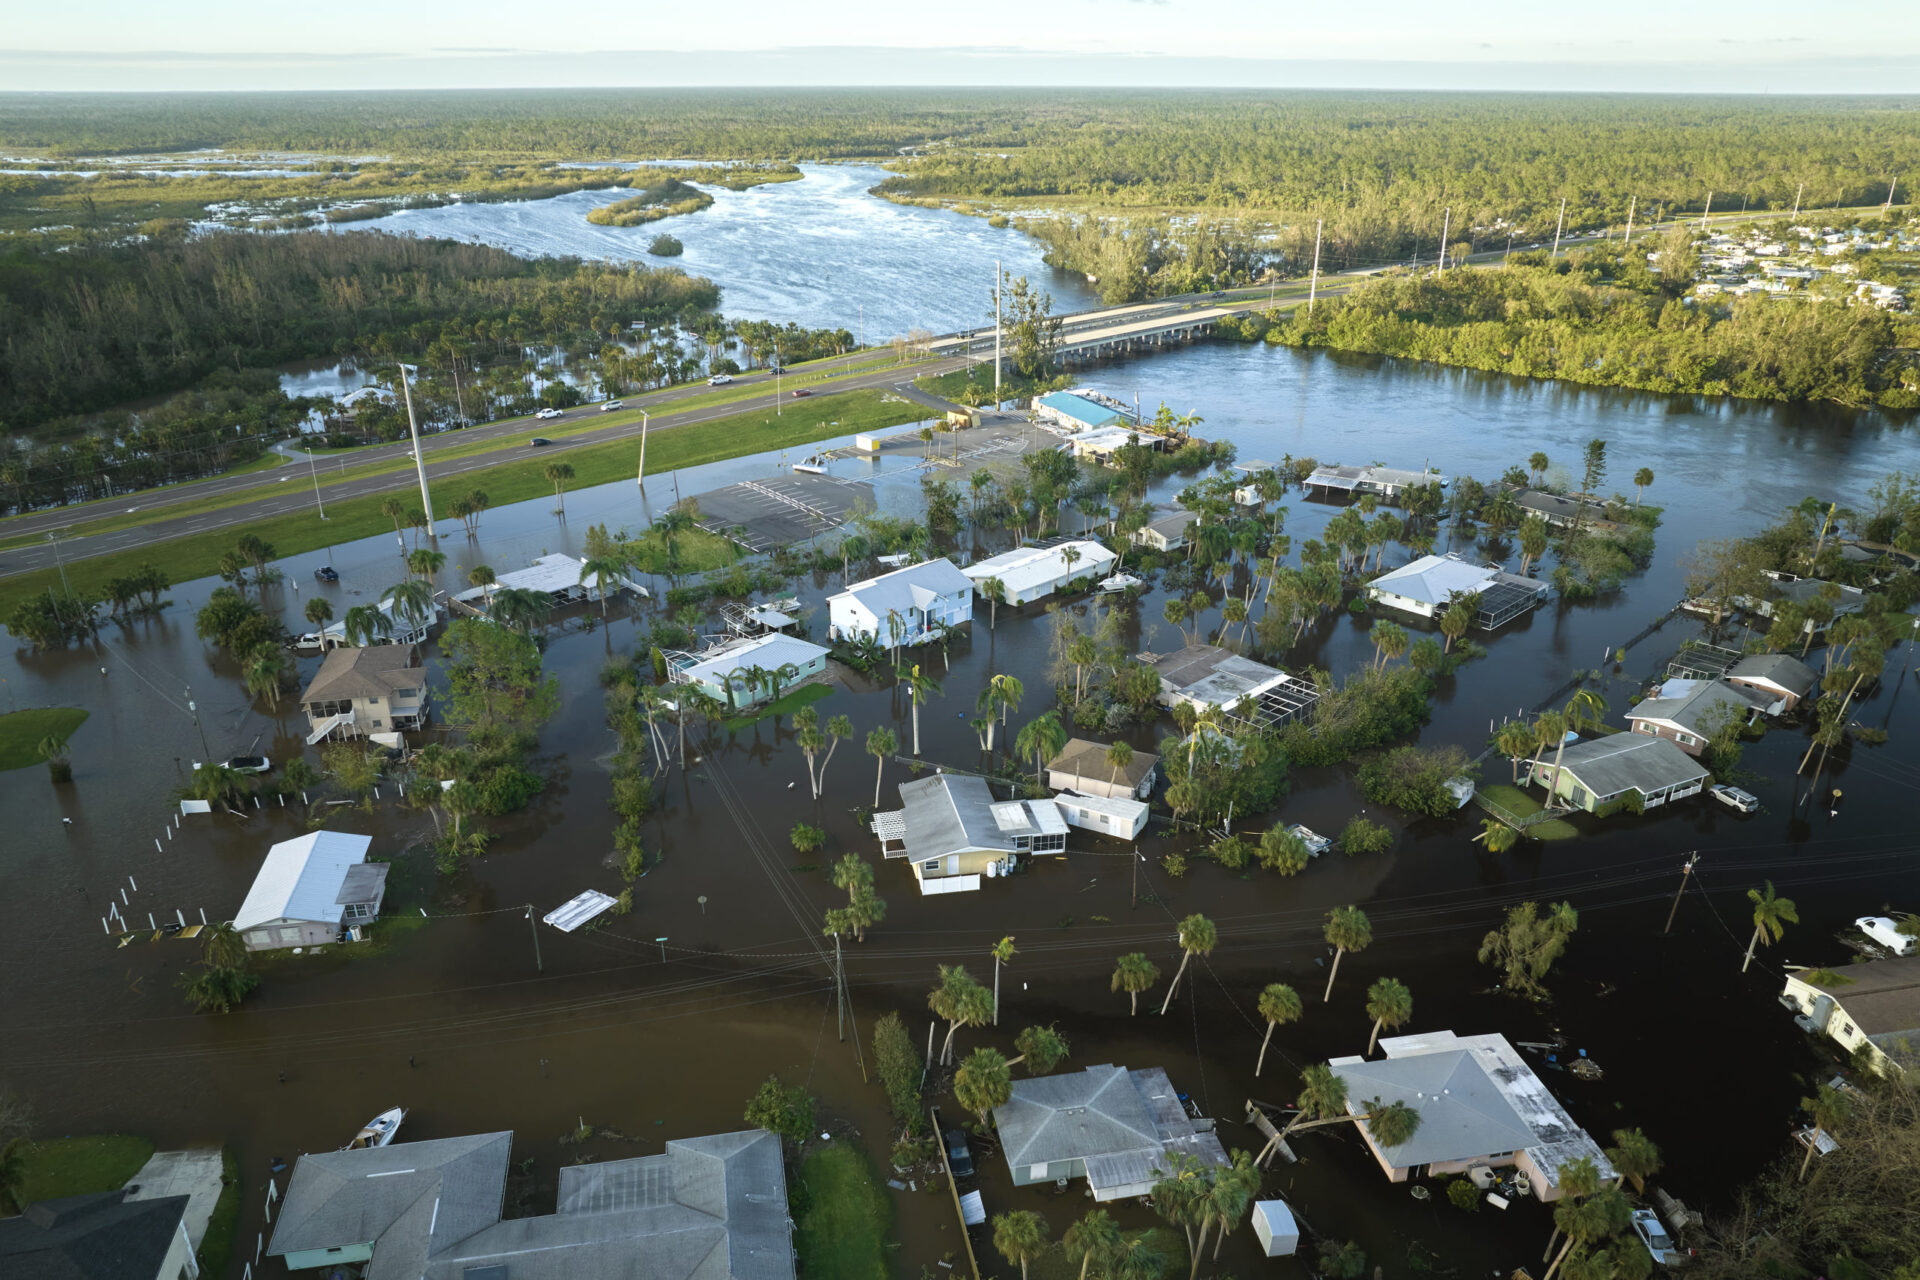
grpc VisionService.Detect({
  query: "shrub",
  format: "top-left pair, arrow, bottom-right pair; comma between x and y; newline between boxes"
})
1446,1177 -> 1481,1212
1357,745 -> 1473,817
791,822 -> 826,854
1340,816 -> 1393,855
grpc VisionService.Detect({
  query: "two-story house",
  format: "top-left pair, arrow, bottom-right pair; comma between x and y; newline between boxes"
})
300,644 -> 429,744
827,559 -> 973,647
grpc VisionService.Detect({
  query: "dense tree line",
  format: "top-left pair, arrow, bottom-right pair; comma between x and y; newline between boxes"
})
1262,247 -> 1913,409
0,231 -> 719,431
1020,215 -> 1263,304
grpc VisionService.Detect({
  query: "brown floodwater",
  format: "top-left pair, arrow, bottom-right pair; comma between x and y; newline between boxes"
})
6,341 -> 1920,1277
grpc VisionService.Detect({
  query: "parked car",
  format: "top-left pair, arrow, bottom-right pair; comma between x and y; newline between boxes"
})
601,399 -> 624,412
226,756 -> 272,774
529,437 -> 554,447
1629,1208 -> 1684,1266
313,565 -> 339,583
943,1129 -> 974,1178
707,373 -> 734,385
1709,783 -> 1759,814
790,388 -> 811,398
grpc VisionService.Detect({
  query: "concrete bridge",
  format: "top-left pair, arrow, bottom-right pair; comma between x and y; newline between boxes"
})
926,297 -> 1251,365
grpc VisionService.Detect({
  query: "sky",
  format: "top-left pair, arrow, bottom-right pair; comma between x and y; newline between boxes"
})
5,0 -> 1918,93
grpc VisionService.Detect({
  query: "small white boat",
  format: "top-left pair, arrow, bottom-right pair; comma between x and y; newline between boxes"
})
1287,824 -> 1332,858
793,462 -> 825,475
344,1106 -> 406,1150
1097,573 -> 1144,594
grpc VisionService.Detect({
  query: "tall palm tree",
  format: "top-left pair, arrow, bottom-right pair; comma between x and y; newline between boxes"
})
795,708 -> 828,797
1541,1160 -> 1632,1280
1633,467 -> 1654,505
1494,720 -> 1536,784
545,460 -> 576,515
1111,952 -> 1160,1015
578,555 -> 627,617
1203,1150 -> 1261,1264
1255,982 -> 1303,1076
1799,1083 -> 1851,1181
381,579 -> 435,632
342,604 -> 392,648
894,663 -> 943,755
1014,710 -> 1068,788
1474,818 -> 1520,854
380,495 -> 408,546
956,1047 -> 1013,1124
991,936 -> 1018,1026
466,564 -> 496,604
928,965 -> 992,1065
1605,1127 -> 1662,1192
866,725 -> 898,807
1064,1209 -> 1123,1280
490,586 -> 553,636
303,597 -> 334,631
1528,451 -> 1549,486
980,577 -> 1007,629
1742,881 -> 1798,972
1104,740 -> 1135,795
244,644 -> 288,709
1364,976 -> 1413,1055
1322,906 -> 1373,1002
992,1210 -> 1049,1280
1159,913 -> 1217,1015
406,547 -> 447,581
1546,689 -> 1607,798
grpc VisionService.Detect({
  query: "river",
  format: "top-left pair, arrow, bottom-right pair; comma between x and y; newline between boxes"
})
6,187 -> 1920,1278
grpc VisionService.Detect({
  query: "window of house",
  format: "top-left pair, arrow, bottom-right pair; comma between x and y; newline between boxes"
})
1678,732 -> 1697,746
922,859 -> 941,873
278,927 -> 301,942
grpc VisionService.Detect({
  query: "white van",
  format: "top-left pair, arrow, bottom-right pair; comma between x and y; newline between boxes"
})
1858,916 -> 1917,955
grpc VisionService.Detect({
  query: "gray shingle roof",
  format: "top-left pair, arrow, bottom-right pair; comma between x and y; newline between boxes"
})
1727,653 -> 1819,699
1047,739 -> 1158,789
1333,1051 -> 1539,1167
899,774 -> 1016,859
1630,679 -> 1768,735
993,1065 -> 1225,1189
1549,735 -> 1709,798
1144,644 -> 1287,703
301,644 -> 424,705
0,1191 -> 189,1280
268,1132 -> 511,1280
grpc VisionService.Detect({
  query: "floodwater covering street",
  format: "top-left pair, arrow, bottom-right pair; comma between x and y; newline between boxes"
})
9,157 -> 1920,1277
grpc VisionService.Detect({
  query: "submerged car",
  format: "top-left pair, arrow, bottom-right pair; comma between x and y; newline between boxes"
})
1709,784 -> 1759,814
943,1129 -> 974,1178
1630,1208 -> 1685,1266
226,756 -> 272,774
313,565 -> 339,583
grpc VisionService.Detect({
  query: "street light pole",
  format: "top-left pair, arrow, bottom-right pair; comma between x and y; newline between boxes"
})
636,411 -> 649,491
307,448 -> 327,520
395,363 -> 435,535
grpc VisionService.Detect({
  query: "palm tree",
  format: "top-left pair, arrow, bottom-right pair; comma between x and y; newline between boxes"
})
992,1210 -> 1049,1280
957,1048 -> 1013,1125
342,604 -> 392,648
894,663 -> 942,755
1799,1083 -> 1851,1181
1203,1150 -> 1261,1264
1546,689 -> 1607,798
466,564 -> 496,604
1605,1127 -> 1662,1192
979,577 -> 1007,630
1064,1209 -> 1123,1280
1322,906 -> 1373,1002
490,586 -> 552,636
866,725 -> 898,807
1014,710 -> 1068,788
303,597 -> 334,631
381,579 -> 435,633
831,853 -> 874,906
1159,913 -> 1217,1015
1007,1024 -> 1070,1074
1540,1159 -> 1632,1280
1364,977 -> 1413,1055
1528,451 -> 1549,486
1474,818 -> 1520,854
1633,467 -> 1654,505
1494,720 -> 1536,784
244,644 -> 289,709
406,547 -> 446,581
1742,881 -> 1798,972
380,495 -> 408,545
1439,599 -> 1472,653
928,965 -> 993,1065
991,936 -> 1018,1025
578,555 -> 627,616
545,460 -> 576,515
1255,982 -> 1303,1076
1111,952 -> 1160,1015
1105,740 -> 1135,795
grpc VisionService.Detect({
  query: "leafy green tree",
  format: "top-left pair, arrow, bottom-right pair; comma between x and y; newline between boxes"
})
1479,900 -> 1579,997
441,618 -> 559,743
1257,827 -> 1311,875
743,1076 -> 815,1145
1008,1025 -> 1071,1075
1340,816 -> 1393,855
872,1012 -> 923,1129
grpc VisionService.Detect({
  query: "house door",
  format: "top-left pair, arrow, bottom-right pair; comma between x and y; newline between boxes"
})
946,855 -> 960,876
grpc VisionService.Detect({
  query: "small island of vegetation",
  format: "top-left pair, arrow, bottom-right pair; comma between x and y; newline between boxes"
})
586,176 -> 713,227
648,233 -> 684,256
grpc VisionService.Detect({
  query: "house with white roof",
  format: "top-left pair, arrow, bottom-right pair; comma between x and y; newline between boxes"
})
827,559 -> 973,647
992,1064 -> 1226,1201
666,632 -> 830,708
1069,425 -> 1160,465
1331,1030 -> 1612,1201
235,831 -> 388,952
1303,464 -> 1445,500
449,553 -> 645,616
871,773 -> 1064,894
963,541 -> 1117,606
1140,644 -> 1319,727
1366,553 -> 1548,630
312,596 -> 443,649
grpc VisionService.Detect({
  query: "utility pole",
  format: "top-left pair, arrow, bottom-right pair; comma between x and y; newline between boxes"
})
1504,230 -> 1514,264
835,932 -> 845,1042
46,530 -> 71,598
1436,207 -> 1450,273
1887,177 -> 1900,211
395,364 -> 435,535
526,905 -> 543,972
1663,852 -> 1700,935
1307,219 -> 1324,315
307,448 -> 326,520
993,260 -> 1003,406
1700,191 -> 1713,230
635,411 -> 649,491
1623,195 -> 1636,248
1792,182 -> 1804,220
185,687 -> 213,761
1551,197 -> 1567,258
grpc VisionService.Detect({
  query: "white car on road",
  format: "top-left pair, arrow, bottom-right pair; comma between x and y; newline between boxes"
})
535,407 -> 563,420
707,374 -> 733,385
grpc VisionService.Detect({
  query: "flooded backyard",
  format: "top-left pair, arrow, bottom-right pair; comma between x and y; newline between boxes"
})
7,329 -> 1920,1274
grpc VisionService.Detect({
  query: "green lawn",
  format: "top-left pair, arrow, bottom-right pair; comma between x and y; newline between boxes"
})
13,1134 -> 155,1204
623,527 -> 738,576
793,1143 -> 891,1280
1478,783 -> 1580,841
0,706 -> 89,770
196,1147 -> 242,1277
0,388 -> 922,617
721,682 -> 832,731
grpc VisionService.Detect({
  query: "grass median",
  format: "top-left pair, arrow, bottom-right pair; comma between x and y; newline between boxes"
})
0,388 -> 923,617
